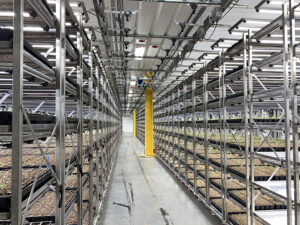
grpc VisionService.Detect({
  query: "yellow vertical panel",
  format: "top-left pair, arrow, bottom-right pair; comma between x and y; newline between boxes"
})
145,88 -> 154,156
133,109 -> 136,137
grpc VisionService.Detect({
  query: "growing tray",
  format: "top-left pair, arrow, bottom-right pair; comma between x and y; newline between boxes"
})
229,213 -> 263,225
229,190 -> 286,210
227,165 -> 286,181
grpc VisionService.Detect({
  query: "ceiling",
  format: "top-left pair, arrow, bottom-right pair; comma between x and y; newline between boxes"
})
79,0 -> 291,114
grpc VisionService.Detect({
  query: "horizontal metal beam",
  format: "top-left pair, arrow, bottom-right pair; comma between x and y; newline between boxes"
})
108,32 -> 194,40
112,68 -> 167,72
130,0 -> 221,4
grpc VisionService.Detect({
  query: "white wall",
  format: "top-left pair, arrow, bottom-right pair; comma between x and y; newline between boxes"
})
122,115 -> 133,133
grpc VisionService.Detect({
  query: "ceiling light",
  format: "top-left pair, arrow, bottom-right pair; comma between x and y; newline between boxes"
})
231,32 -> 243,36
70,2 -> 80,7
0,26 -> 44,32
24,27 -> 44,32
237,27 -> 261,31
32,44 -> 54,48
130,81 -> 136,86
252,49 -> 281,52
260,40 -> 283,44
259,9 -> 300,16
245,20 -> 269,25
135,47 -> 145,57
0,11 -> 30,17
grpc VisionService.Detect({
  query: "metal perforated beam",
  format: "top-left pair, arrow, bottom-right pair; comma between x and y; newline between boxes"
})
131,0 -> 221,5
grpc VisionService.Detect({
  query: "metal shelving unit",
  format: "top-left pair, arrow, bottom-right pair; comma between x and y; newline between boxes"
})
153,1 -> 300,225
0,1 -> 122,225
136,104 -> 145,145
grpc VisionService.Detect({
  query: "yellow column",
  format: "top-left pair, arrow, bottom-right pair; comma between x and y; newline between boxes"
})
145,88 -> 154,156
133,109 -> 136,137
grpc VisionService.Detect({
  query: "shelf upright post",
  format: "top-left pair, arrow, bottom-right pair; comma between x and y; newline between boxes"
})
248,29 -> 255,225
219,51 -> 227,223
192,75 -> 197,192
164,96 -> 167,155
110,98 -> 113,163
183,81 -> 188,181
168,93 -> 173,165
55,0 -> 66,224
11,0 -> 24,224
100,75 -> 105,193
283,5 -> 292,225
95,65 -> 101,211
88,40 -> 94,225
76,13 -> 83,225
133,109 -> 136,137
103,79 -> 108,181
172,91 -> 176,168
203,65 -> 209,205
177,88 -> 180,169
160,100 -> 163,155
243,33 -> 250,225
166,95 -> 169,162
289,1 -> 300,223
161,98 -> 164,154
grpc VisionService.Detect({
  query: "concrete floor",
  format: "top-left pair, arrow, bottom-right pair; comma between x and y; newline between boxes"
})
97,133 -> 220,225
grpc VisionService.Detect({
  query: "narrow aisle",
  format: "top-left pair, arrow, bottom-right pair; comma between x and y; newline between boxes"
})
97,134 -> 219,225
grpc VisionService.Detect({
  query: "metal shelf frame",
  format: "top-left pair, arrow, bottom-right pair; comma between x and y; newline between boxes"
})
152,1 -> 300,225
0,1 -> 122,225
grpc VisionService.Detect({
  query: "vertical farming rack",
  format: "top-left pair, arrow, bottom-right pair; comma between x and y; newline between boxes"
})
152,1 -> 300,225
136,103 -> 145,145
0,0 -> 122,224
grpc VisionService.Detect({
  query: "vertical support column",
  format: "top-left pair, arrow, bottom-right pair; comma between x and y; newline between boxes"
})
167,94 -> 171,164
145,88 -> 154,156
289,1 -> 300,223
203,67 -> 209,205
172,91 -> 175,168
100,76 -> 106,184
183,82 -> 188,180
219,53 -> 228,224
88,41 -> 94,225
283,6 -> 292,225
248,29 -> 255,225
76,13 -> 83,225
177,88 -> 180,169
11,0 -> 24,224
55,0 -> 66,224
243,33 -> 250,225
192,76 -> 197,191
133,109 -> 136,136
95,66 -> 100,211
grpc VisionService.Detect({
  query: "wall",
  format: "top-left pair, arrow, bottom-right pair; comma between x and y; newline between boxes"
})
122,115 -> 133,133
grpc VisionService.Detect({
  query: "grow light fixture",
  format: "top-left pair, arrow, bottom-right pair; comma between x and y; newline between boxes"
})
260,40 -> 283,44
135,47 -> 145,57
0,26 -> 44,32
0,11 -> 30,17
245,20 -> 269,25
258,8 -> 300,16
32,44 -> 54,48
47,0 -> 79,7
